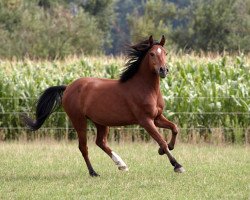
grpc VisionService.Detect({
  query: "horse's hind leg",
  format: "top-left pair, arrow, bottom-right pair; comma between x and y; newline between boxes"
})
95,123 -> 128,171
70,115 -> 99,177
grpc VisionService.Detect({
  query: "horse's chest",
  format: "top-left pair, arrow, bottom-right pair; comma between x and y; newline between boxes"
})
156,99 -> 164,116
141,96 -> 164,118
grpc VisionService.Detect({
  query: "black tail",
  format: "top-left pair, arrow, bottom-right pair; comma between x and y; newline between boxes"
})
22,85 -> 67,131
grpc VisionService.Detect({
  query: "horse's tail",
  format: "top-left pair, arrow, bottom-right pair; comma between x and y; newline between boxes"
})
21,85 -> 67,131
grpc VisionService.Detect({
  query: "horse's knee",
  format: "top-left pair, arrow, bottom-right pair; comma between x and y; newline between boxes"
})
172,125 -> 179,135
158,143 -> 175,155
158,142 -> 169,155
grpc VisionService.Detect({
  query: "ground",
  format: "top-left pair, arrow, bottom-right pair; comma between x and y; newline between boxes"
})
0,141 -> 249,199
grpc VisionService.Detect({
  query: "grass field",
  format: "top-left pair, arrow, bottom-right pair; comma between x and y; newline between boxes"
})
0,141 -> 249,200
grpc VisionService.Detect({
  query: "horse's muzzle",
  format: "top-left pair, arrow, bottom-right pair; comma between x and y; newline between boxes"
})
159,67 -> 168,78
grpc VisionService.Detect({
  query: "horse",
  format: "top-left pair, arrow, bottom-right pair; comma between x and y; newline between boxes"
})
22,35 -> 185,176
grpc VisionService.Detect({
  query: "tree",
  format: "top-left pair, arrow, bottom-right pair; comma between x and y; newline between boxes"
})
80,0 -> 116,51
227,0 -> 250,52
172,0 -> 250,52
0,0 -> 104,59
127,0 -> 250,53
127,0 -> 177,44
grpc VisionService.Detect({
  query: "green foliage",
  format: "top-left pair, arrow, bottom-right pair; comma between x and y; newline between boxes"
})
0,0 -> 104,59
0,55 -> 249,142
172,0 -> 250,52
127,0 -> 250,53
81,0 -> 115,32
1,0 -> 250,56
127,0 -> 176,43
162,54 -> 250,143
80,0 -> 116,49
109,0 -> 142,54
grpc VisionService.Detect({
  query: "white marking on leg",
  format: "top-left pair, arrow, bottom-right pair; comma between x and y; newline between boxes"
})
157,48 -> 162,54
111,151 -> 128,171
174,167 -> 185,173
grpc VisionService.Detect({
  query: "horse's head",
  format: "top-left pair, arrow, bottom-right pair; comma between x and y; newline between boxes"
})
147,35 -> 168,78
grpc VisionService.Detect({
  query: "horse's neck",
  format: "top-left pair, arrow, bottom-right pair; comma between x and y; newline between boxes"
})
131,59 -> 161,94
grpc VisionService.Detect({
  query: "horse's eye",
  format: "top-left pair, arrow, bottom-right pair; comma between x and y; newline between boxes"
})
150,52 -> 155,57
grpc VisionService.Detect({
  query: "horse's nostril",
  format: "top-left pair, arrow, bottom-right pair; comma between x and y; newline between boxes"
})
159,67 -> 164,72
166,68 -> 169,72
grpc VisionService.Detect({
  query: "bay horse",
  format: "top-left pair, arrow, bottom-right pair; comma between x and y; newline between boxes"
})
22,35 -> 185,176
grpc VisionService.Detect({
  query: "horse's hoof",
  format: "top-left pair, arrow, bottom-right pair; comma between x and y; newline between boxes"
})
89,171 -> 100,177
174,166 -> 185,173
168,144 -> 174,151
118,166 -> 129,171
158,148 -> 165,155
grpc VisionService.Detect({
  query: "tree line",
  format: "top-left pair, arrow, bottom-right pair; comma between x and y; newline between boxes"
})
0,0 -> 249,59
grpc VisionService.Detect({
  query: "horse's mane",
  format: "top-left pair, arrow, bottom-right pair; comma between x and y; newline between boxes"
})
119,39 -> 160,82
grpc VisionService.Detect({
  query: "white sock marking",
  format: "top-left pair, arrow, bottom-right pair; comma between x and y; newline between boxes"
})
111,151 -> 128,171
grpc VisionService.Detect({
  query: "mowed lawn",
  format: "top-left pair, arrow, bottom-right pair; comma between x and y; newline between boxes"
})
0,141 -> 249,200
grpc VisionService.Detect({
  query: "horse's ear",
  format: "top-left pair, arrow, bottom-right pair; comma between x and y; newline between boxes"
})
149,35 -> 153,46
159,35 -> 165,46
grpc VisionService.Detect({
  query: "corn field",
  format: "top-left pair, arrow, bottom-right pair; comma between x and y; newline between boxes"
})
0,54 -> 249,143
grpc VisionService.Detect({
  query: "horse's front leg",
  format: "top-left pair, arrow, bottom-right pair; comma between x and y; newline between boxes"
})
140,119 -> 185,173
154,114 -> 178,151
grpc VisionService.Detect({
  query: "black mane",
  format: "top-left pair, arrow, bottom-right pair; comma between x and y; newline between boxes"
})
119,39 -> 160,82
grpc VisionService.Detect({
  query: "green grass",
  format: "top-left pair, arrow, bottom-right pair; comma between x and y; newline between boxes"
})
0,141 -> 249,199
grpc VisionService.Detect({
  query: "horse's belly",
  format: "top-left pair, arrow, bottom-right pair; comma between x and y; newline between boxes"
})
91,116 -> 137,127
85,102 -> 137,126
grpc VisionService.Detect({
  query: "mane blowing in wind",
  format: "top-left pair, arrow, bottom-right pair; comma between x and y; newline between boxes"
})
120,37 -> 163,82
